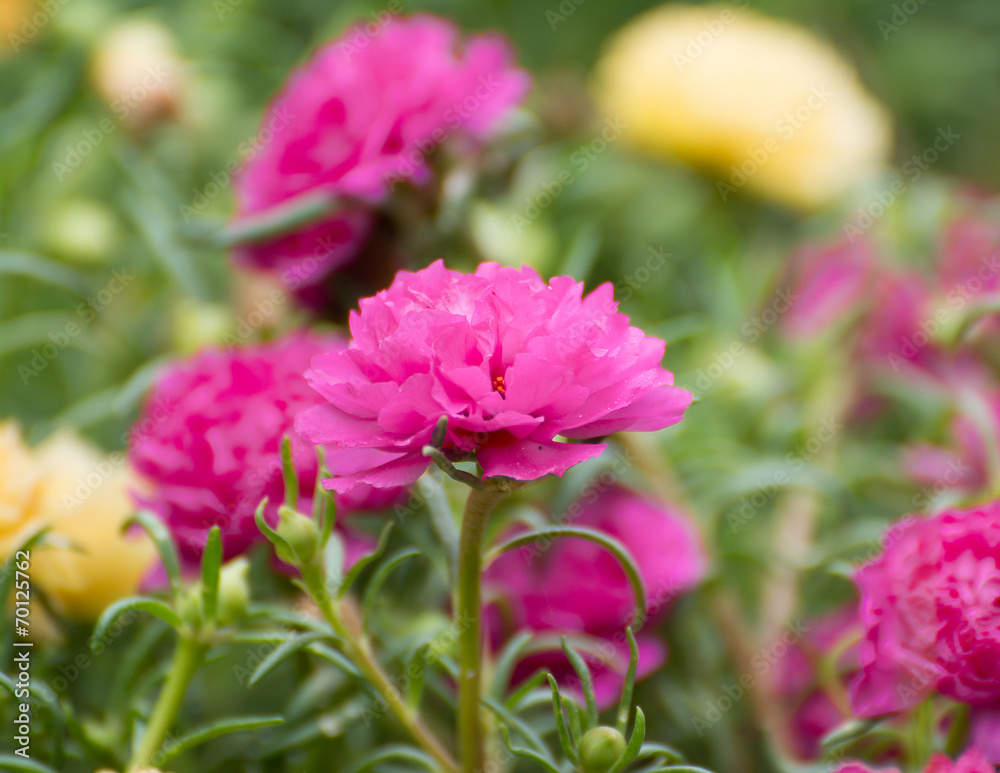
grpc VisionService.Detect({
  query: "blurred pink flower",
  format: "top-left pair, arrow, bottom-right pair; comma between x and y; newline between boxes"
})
904,383 -> 1000,500
485,485 -> 706,707
130,333 -> 401,569
783,240 -> 877,340
771,607 -> 860,759
849,502 -> 1000,719
232,15 -> 529,303
834,748 -> 993,773
296,261 -> 693,493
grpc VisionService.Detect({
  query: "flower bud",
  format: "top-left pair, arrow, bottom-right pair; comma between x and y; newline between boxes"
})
216,558 -> 250,625
275,506 -> 321,566
578,726 -> 627,773
90,18 -> 184,132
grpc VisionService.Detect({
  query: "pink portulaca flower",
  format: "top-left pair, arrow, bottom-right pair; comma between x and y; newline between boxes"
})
485,485 -> 706,706
835,748 -> 994,773
850,503 -> 1000,726
295,261 -> 693,493
232,15 -> 529,303
130,333 -> 401,570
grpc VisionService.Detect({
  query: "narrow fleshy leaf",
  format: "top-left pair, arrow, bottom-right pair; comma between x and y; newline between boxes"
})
407,643 -> 430,709
492,630 -> 534,699
483,696 -> 549,755
616,626 -> 639,734
216,190 -> 341,247
157,715 -> 284,763
338,521 -> 394,598
498,725 -> 562,773
505,669 -> 549,711
248,632 -> 330,687
546,674 -> 579,765
564,696 -> 583,745
125,512 -> 182,597
281,435 -> 299,510
343,744 -> 440,773
362,549 -> 421,625
562,636 -> 598,729
609,706 -> 646,773
487,526 -> 648,631
92,597 -> 183,648
254,497 -> 295,559
200,526 -> 222,622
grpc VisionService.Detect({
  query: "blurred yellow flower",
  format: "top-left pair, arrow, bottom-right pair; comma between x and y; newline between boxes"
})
0,0 -> 33,57
593,3 -> 893,210
90,18 -> 185,131
0,422 -> 154,627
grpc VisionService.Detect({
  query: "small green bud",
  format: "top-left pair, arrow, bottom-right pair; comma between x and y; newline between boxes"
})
275,506 -> 321,565
216,557 -> 250,625
578,726 -> 627,773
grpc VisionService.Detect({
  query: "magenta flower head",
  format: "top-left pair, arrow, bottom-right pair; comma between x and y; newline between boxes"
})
232,15 -> 529,303
849,502 -> 1000,718
295,261 -> 693,493
834,749 -> 994,773
484,485 -> 706,706
129,332 -> 400,570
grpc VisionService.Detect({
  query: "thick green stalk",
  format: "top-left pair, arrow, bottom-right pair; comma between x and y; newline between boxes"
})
456,482 -> 507,773
128,634 -> 206,772
300,563 -> 458,773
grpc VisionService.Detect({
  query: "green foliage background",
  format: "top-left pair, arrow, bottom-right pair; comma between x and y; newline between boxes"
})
2,0 -> 999,771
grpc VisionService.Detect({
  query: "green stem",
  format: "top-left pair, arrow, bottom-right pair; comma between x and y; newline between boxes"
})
128,634 -> 206,772
456,482 -> 507,773
944,703 -> 971,757
300,563 -> 459,773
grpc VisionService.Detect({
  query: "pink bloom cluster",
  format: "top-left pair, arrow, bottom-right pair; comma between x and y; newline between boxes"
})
784,203 -> 1000,379
836,748 -> 994,773
296,261 -> 693,492
232,15 -> 529,303
130,333 -> 398,569
485,485 -> 706,706
850,503 -> 1000,760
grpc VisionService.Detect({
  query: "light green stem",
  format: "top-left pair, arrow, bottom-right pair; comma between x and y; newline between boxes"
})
300,563 -> 459,773
456,482 -> 507,773
128,634 -> 206,772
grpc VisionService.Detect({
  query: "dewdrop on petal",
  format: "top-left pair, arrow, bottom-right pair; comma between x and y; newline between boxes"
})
593,4 -> 892,210
90,18 -> 185,131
